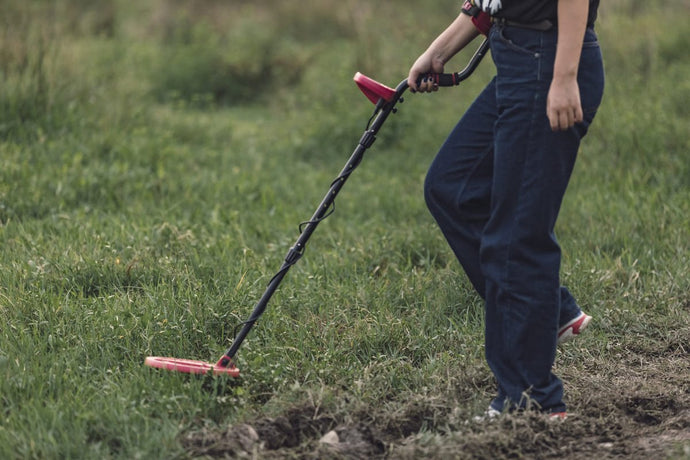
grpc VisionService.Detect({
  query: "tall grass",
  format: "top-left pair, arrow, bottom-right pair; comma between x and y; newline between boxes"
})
1,0 -> 688,458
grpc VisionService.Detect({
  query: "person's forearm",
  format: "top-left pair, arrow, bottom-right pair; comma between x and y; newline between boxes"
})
553,0 -> 589,81
408,13 -> 481,92
424,13 -> 480,65
547,0 -> 589,130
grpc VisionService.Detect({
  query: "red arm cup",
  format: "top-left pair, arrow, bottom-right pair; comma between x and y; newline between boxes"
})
472,12 -> 492,36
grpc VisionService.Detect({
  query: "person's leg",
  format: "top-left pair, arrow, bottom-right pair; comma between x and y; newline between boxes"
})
424,79 -> 497,296
425,79 -> 587,332
481,25 -> 604,413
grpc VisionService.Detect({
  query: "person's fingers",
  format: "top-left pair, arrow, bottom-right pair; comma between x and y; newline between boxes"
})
548,105 -> 583,131
547,103 -> 558,131
409,72 -> 432,92
410,73 -> 441,94
418,76 -> 432,93
547,80 -> 583,130
408,71 -> 420,91
574,105 -> 583,124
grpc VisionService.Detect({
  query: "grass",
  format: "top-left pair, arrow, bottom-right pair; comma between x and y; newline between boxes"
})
1,0 -> 689,458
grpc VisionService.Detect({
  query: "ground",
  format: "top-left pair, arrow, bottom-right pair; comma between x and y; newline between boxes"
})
181,320 -> 690,459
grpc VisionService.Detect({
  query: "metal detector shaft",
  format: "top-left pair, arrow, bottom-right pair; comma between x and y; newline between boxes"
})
217,91 -> 403,367
216,38 -> 489,368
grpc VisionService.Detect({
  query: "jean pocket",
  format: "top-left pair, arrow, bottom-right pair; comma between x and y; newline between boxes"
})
494,26 -> 541,57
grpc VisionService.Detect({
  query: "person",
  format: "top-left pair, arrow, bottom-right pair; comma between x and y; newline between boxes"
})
407,0 -> 604,417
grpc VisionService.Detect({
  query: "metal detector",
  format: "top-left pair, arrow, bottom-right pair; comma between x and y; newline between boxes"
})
145,38 -> 490,377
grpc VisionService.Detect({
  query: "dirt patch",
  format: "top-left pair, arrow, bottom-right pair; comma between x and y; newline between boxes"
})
183,405 -> 336,457
182,404 -> 387,459
182,341 -> 690,459
318,424 -> 386,459
182,423 -> 260,458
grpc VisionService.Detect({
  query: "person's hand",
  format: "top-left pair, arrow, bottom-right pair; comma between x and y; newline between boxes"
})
407,53 -> 445,93
546,75 -> 583,131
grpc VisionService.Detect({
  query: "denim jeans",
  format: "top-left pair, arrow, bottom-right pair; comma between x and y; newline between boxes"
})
424,25 -> 604,412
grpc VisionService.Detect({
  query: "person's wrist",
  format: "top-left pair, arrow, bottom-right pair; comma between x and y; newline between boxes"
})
551,70 -> 577,83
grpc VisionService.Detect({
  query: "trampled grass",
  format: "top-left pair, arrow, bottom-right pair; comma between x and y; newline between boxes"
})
1,1 -> 688,458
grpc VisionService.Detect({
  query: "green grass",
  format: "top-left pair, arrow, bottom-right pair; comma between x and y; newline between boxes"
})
1,0 -> 689,458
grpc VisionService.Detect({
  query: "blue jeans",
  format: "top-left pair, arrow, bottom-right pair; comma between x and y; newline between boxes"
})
424,25 -> 604,412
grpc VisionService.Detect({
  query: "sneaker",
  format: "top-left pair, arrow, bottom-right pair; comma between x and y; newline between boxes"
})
548,411 -> 568,421
472,407 -> 567,423
471,406 -> 502,423
558,312 -> 592,344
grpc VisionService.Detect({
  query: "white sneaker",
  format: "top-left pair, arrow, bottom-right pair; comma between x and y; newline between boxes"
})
472,407 -> 501,423
471,407 -> 567,423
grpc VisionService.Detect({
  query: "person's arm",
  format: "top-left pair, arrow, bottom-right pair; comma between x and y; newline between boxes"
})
407,13 -> 480,93
546,0 -> 589,131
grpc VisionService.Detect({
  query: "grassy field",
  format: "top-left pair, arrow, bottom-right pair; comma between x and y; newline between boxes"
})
1,0 -> 688,458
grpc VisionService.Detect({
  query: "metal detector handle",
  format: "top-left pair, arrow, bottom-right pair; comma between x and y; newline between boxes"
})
419,73 -> 464,87
414,37 -> 490,88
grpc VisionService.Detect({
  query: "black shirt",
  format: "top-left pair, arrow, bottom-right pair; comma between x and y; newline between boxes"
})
473,0 -> 600,27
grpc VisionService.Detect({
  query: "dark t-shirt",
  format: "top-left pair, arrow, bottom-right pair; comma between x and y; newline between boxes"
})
473,0 -> 600,27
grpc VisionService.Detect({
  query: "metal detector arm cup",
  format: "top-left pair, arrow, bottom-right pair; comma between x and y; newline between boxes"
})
354,72 -> 397,105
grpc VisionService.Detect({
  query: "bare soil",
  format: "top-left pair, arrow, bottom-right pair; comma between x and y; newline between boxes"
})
183,325 -> 690,459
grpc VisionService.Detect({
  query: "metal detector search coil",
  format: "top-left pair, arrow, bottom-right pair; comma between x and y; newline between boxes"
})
145,356 -> 240,377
